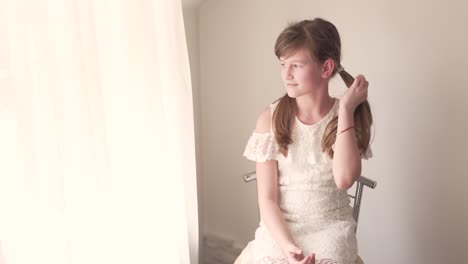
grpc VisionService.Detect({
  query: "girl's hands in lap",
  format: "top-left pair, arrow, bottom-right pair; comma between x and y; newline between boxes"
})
284,244 -> 315,264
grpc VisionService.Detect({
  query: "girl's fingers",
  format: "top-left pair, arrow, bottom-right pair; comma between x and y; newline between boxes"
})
289,245 -> 302,255
288,252 -> 297,259
354,76 -> 361,87
300,256 -> 310,264
298,253 -> 316,264
289,250 -> 302,256
289,252 -> 305,261
354,75 -> 367,87
309,253 -> 315,263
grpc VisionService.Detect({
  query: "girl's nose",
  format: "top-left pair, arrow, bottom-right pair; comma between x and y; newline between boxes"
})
283,67 -> 293,79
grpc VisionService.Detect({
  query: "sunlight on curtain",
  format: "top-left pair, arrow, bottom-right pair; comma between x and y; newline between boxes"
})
0,0 -> 198,263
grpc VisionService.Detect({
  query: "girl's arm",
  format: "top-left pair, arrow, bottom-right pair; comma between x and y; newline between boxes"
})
254,109 -> 297,252
332,103 -> 362,190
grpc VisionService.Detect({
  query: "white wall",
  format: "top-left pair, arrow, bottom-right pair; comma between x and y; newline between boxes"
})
189,0 -> 468,263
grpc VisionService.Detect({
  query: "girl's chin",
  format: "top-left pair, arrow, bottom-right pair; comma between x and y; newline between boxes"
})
286,91 -> 299,98
286,87 -> 301,98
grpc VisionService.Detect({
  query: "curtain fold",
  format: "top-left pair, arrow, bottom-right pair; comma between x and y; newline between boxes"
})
0,0 -> 198,263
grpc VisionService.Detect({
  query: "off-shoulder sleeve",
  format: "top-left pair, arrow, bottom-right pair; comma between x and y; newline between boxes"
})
242,131 -> 279,162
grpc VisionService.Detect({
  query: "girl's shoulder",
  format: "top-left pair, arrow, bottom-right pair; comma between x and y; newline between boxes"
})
255,106 -> 274,134
254,99 -> 281,133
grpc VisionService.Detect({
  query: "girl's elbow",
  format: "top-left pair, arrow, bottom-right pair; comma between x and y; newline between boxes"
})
333,163 -> 362,189
335,178 -> 353,190
333,170 -> 360,190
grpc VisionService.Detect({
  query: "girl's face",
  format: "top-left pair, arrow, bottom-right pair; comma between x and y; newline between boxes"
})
279,47 -> 324,98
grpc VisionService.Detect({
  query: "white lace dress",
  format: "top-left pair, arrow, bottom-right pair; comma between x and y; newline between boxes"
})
237,98 -> 373,264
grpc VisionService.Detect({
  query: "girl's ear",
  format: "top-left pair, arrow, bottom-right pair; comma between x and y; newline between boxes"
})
321,59 -> 335,78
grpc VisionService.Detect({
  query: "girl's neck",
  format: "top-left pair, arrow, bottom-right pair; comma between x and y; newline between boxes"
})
295,92 -> 335,121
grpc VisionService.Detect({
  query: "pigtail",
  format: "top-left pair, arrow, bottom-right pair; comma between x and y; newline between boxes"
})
321,68 -> 373,158
272,94 -> 296,157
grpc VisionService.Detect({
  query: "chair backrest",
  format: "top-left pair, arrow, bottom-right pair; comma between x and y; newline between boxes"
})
242,171 -> 377,233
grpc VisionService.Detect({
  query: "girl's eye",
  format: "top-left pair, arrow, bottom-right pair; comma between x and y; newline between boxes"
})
280,63 -> 301,68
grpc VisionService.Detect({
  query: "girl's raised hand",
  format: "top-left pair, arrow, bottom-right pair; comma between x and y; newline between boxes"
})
340,74 -> 369,112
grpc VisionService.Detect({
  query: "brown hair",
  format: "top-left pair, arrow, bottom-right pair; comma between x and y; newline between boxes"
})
272,18 -> 373,158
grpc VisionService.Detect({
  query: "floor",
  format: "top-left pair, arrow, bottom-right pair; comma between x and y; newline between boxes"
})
202,233 -> 243,264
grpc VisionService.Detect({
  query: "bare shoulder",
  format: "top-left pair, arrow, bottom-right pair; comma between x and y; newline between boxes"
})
255,107 -> 272,133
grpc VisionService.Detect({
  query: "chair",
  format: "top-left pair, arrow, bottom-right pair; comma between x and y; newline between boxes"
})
242,171 -> 377,233
237,172 -> 377,263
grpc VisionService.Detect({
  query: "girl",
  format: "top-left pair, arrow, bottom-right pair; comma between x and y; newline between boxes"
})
235,18 -> 373,264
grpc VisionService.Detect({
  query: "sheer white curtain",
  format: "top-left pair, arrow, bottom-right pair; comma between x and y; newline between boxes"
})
0,0 -> 198,263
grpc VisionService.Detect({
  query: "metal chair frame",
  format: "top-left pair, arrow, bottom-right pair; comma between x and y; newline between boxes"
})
242,171 -> 377,233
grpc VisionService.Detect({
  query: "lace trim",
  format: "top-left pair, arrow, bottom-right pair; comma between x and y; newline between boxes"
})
243,131 -> 279,162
